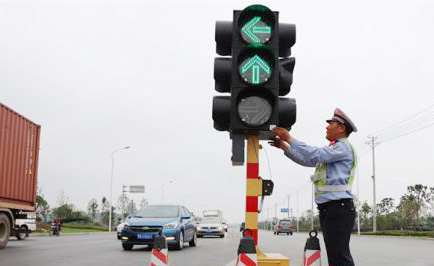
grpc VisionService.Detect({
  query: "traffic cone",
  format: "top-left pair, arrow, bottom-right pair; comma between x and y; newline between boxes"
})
150,232 -> 169,266
236,229 -> 257,266
303,230 -> 321,266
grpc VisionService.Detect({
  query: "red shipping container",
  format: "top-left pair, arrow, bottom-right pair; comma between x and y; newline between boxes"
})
0,102 -> 40,211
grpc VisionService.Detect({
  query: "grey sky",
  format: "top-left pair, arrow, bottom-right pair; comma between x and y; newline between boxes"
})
1,0 -> 434,223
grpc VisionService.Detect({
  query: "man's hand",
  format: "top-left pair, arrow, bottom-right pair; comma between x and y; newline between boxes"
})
268,137 -> 288,150
272,127 -> 291,143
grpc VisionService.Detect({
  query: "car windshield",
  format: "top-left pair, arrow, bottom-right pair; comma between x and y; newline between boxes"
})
201,217 -> 221,224
134,206 -> 179,218
279,220 -> 291,225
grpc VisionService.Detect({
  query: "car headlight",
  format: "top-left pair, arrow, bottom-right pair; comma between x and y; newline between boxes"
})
123,222 -> 130,230
196,226 -> 202,230
163,222 -> 178,229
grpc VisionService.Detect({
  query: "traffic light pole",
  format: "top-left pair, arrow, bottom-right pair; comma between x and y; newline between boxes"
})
243,135 -> 289,265
245,135 -> 260,245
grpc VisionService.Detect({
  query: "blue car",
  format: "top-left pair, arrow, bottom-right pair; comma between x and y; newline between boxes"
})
119,204 -> 197,251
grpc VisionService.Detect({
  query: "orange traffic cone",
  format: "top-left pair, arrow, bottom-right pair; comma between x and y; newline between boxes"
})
303,230 -> 321,266
150,232 -> 169,266
236,229 -> 257,266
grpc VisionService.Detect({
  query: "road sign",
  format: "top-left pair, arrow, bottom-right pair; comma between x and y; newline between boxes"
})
129,185 -> 145,193
281,208 -> 289,213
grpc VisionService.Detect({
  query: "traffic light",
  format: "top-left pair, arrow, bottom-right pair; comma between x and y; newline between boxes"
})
212,5 -> 297,164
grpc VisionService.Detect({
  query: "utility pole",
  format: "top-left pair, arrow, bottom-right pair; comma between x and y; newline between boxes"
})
366,136 -> 379,232
275,203 -> 277,220
287,195 -> 290,219
121,185 -> 127,221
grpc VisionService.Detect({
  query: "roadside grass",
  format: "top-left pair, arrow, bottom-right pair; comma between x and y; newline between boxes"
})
34,223 -> 110,235
361,230 -> 434,238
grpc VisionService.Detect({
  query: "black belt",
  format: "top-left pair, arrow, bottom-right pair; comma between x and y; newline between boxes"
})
317,198 -> 353,208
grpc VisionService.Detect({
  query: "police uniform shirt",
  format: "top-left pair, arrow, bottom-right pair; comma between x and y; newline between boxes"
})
284,137 -> 355,204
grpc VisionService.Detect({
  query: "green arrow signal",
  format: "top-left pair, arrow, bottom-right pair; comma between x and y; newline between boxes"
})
241,16 -> 271,43
240,55 -> 271,84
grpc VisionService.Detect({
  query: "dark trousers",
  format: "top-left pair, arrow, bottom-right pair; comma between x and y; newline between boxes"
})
318,199 -> 356,266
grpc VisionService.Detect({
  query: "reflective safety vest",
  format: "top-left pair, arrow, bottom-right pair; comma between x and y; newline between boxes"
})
310,139 -> 357,195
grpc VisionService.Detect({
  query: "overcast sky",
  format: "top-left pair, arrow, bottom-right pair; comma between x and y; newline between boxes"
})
1,0 -> 434,223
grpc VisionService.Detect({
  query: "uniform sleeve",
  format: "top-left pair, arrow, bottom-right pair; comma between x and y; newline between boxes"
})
284,146 -> 316,167
287,138 -> 349,165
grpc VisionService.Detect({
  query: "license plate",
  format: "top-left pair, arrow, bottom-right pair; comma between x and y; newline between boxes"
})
137,233 -> 153,240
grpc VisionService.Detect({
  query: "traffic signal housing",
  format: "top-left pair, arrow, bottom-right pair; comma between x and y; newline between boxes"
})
212,5 -> 297,163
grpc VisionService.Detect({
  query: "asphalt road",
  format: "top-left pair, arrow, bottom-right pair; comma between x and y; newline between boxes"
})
1,229 -> 433,266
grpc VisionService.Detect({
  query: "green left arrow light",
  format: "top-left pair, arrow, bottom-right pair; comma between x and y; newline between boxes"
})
241,16 -> 272,44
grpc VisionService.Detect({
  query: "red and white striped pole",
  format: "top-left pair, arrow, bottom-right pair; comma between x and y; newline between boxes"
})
245,135 -> 260,245
150,233 -> 169,266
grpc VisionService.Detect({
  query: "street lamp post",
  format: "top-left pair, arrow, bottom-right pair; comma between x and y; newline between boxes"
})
109,146 -> 130,232
161,181 -> 173,203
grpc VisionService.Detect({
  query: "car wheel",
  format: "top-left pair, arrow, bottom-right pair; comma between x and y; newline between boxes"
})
189,231 -> 197,247
220,234 -> 225,238
290,232 -> 293,235
287,232 -> 289,235
17,226 -> 27,240
174,231 -> 184,250
122,243 -> 133,251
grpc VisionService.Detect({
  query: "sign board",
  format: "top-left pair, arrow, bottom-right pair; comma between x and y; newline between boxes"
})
129,185 -> 145,193
281,208 -> 289,213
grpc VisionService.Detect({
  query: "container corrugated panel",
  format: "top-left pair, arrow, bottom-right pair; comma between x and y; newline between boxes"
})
0,102 -> 41,209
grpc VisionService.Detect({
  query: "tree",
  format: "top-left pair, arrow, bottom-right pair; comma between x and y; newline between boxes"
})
127,200 -> 137,216
360,202 -> 372,230
101,197 -> 109,213
36,194 -> 50,222
397,195 -> 418,228
116,194 -> 129,220
139,198 -> 148,210
87,199 -> 99,223
100,197 -> 110,225
377,198 -> 395,215
52,204 -> 74,220
404,184 -> 429,226
57,190 -> 69,206
427,187 -> 434,213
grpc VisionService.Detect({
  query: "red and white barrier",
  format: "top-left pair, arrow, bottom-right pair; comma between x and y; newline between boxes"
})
237,252 -> 257,266
303,230 -> 321,266
150,247 -> 169,266
303,249 -> 321,266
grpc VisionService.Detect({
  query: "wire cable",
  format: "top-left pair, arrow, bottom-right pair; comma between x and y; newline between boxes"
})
367,103 -> 434,137
379,120 -> 434,143
377,111 -> 434,140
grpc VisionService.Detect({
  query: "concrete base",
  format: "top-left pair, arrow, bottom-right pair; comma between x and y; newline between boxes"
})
258,253 -> 290,266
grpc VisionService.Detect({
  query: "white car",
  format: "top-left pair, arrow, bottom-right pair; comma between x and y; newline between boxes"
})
15,213 -> 37,240
196,217 -> 225,238
116,222 -> 126,239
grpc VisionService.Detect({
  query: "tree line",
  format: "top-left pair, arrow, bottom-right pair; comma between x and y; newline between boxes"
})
36,191 -> 148,227
260,184 -> 434,232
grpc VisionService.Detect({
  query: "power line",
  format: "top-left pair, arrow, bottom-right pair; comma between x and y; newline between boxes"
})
379,120 -> 434,143
368,103 -> 434,137
378,111 -> 434,140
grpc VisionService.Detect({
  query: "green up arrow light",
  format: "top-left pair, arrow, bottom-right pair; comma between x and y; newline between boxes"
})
239,55 -> 272,85
241,16 -> 272,44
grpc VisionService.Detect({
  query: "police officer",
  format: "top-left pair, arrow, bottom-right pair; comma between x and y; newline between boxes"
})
269,108 -> 357,266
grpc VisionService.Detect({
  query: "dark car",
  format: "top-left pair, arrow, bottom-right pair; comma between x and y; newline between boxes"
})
119,204 -> 197,251
273,219 -> 294,235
